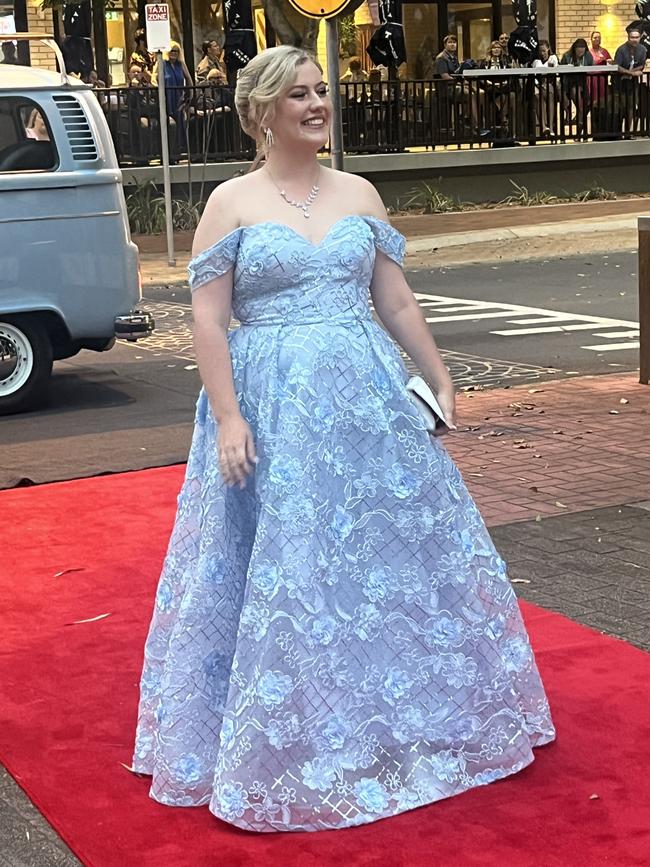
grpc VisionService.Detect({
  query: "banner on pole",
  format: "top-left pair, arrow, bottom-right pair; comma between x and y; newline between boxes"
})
145,4 -> 171,53
286,0 -> 352,20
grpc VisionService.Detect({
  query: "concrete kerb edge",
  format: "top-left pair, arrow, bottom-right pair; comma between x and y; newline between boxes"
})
405,215 -> 642,253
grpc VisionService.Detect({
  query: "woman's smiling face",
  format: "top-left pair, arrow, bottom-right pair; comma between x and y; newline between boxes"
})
270,61 -> 332,152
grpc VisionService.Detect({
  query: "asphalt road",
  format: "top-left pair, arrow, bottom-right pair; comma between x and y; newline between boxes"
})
0,250 -> 641,488
409,249 -> 639,376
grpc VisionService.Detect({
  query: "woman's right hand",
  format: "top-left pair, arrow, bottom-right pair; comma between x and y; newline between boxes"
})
217,413 -> 258,488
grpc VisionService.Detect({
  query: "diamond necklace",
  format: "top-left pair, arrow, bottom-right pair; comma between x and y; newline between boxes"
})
266,167 -> 320,219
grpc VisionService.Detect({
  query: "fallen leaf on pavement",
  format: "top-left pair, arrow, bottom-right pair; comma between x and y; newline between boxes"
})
620,398 -> 629,404
555,501 -> 568,508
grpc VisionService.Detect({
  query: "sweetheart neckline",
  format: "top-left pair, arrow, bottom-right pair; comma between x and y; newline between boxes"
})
191,214 -> 395,264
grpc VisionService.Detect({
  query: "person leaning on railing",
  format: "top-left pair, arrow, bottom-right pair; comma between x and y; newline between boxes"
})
559,38 -> 593,136
532,40 -> 559,136
613,26 -> 647,136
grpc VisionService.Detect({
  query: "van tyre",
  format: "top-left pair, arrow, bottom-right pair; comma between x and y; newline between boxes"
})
0,317 -> 53,415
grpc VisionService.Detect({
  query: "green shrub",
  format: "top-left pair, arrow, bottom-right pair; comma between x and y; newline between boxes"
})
125,180 -> 204,235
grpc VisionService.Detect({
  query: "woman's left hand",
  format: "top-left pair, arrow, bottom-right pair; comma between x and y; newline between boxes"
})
435,385 -> 457,436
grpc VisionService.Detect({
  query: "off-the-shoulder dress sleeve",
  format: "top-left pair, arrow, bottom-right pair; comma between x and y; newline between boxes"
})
361,216 -> 407,267
187,227 -> 242,291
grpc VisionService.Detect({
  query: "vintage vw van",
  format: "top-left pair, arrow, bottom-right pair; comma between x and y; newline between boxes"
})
0,37 -> 153,414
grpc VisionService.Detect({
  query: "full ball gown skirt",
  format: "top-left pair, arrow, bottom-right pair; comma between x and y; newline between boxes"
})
132,216 -> 556,832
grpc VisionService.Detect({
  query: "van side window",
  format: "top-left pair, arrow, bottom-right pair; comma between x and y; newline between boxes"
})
0,97 -> 57,173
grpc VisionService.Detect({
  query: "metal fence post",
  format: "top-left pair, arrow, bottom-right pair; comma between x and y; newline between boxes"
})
639,216 -> 650,385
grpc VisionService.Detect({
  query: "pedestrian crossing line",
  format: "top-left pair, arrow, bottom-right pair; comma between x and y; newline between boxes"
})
492,323 -> 615,336
581,342 -> 640,352
507,316 -> 589,325
424,311 -> 517,323
592,331 -> 640,339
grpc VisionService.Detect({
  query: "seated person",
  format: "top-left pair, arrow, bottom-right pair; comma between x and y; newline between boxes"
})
24,109 -> 50,141
195,68 -> 233,113
341,56 -> 368,84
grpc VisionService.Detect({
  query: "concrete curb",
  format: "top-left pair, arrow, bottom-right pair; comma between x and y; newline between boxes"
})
406,215 -> 643,253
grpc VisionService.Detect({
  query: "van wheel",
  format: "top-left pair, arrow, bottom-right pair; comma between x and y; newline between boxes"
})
0,317 -> 53,415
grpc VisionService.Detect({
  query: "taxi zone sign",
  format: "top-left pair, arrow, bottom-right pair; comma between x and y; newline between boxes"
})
145,4 -> 171,52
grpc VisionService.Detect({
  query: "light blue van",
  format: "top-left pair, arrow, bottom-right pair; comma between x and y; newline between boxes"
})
0,44 -> 153,414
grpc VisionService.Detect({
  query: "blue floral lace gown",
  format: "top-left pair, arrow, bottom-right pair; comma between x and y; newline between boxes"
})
132,215 -> 556,832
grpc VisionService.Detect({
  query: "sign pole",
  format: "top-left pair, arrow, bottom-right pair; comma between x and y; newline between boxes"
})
325,17 -> 344,172
156,51 -> 176,267
146,3 -> 174,267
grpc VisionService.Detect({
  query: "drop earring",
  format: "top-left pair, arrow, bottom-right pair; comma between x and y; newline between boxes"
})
264,127 -> 274,149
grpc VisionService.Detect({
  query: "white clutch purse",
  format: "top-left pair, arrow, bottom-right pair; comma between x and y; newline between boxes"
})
406,375 -> 448,433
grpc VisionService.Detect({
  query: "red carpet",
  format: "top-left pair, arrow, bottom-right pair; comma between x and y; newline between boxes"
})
1,465 -> 649,867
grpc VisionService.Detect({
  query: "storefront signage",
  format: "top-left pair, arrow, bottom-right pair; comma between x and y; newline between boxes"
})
145,4 -> 171,52
286,0 -> 353,20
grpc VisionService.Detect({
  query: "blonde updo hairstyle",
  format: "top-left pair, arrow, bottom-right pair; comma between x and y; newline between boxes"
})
235,46 -> 321,166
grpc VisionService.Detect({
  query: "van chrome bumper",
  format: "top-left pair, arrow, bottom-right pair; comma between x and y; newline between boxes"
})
114,310 -> 154,341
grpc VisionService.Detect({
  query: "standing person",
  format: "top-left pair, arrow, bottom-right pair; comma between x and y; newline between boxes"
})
196,39 -> 227,83
589,30 -> 612,105
533,40 -> 559,135
131,44 -> 555,832
560,38 -> 594,135
614,26 -> 647,135
498,32 -> 513,67
589,30 -> 612,65
130,28 -> 155,74
153,40 -> 193,150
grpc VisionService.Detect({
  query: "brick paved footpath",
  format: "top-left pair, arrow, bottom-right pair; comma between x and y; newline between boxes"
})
446,371 -> 650,527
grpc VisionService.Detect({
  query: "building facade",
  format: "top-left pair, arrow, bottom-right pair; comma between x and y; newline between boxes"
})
0,0 -> 641,82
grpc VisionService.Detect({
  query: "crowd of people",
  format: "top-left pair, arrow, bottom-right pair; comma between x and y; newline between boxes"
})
5,23 -> 645,160
334,27 -> 649,142
428,27 -> 649,138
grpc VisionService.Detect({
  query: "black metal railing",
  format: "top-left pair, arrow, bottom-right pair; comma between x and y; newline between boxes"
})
96,71 -> 650,167
97,84 -> 254,166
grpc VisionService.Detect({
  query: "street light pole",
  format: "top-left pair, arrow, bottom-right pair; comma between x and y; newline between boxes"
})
325,17 -> 344,172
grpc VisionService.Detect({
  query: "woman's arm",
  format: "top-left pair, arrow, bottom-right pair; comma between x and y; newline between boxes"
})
191,185 -> 257,485
359,184 -> 456,427
181,60 -> 193,86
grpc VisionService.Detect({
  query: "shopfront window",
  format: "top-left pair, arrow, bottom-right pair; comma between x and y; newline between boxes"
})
403,4 -> 439,78
448,2 -> 492,61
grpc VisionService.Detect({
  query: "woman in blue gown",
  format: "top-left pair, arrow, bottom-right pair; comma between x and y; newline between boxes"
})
132,45 -> 556,832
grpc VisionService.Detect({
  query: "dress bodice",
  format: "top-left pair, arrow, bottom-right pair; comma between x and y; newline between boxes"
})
187,215 -> 406,327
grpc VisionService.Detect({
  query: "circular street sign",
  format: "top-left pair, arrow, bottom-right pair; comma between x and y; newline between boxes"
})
286,0 -> 353,19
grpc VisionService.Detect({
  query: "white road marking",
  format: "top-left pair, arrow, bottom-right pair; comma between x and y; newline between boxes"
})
492,323 -> 607,335
580,341 -> 640,352
414,292 -> 639,353
592,331 -> 640,339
